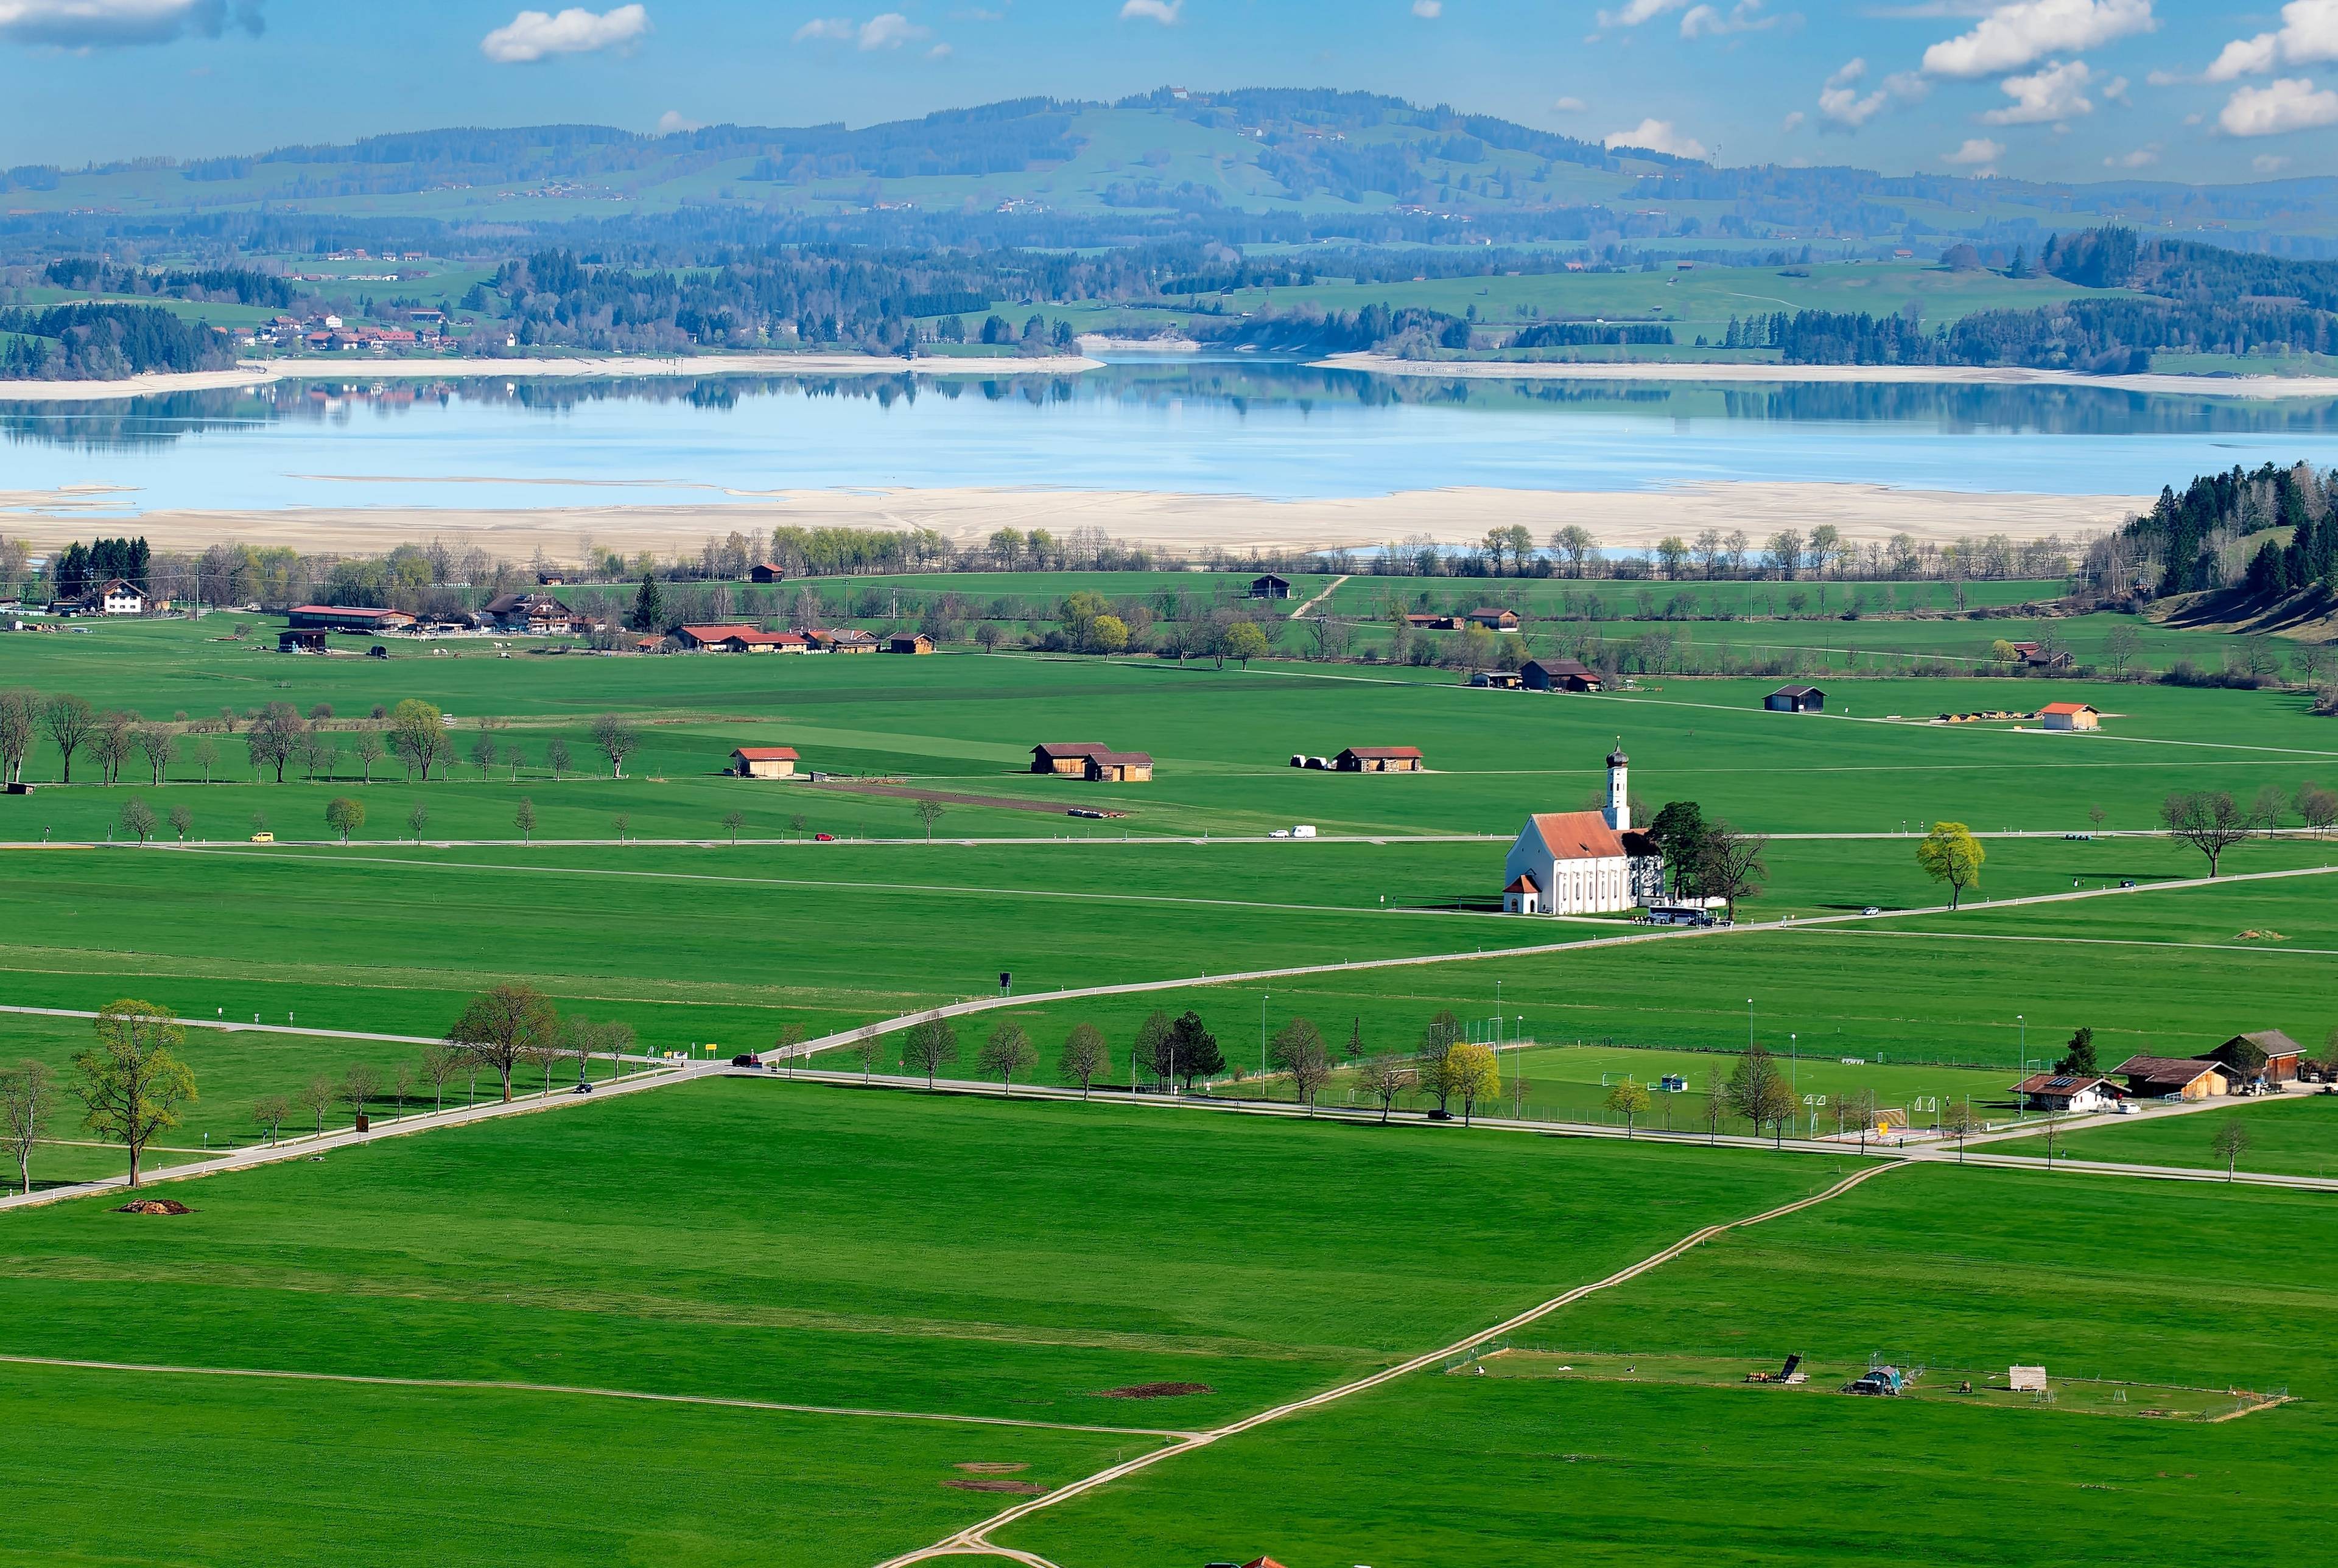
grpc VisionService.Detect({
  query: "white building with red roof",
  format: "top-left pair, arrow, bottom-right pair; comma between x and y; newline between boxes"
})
1501,746 -> 1664,915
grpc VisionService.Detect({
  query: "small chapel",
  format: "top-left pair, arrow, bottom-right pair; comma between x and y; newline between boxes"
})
1501,746 -> 1666,915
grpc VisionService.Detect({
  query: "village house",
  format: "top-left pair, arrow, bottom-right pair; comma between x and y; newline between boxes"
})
286,604 -> 417,633
2111,1056 -> 2232,1101
2011,1073 -> 2126,1115
482,591 -> 581,635
729,746 -> 800,780
78,578 -> 147,616
808,628 -> 879,653
1501,746 -> 1663,915
1335,746 -> 1425,772
2038,702 -> 2101,731
1766,684 -> 1825,713
2009,641 -> 2075,670
1522,657 -> 1600,693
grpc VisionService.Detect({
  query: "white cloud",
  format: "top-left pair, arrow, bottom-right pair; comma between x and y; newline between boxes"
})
794,16 -> 853,40
0,0 -> 264,47
1553,95 -> 1588,112
2101,72 -> 2127,101
1119,0 -> 1181,21
480,5 -> 647,63
2102,144 -> 2157,166
2204,2 -> 2338,83
1596,0 -> 1685,27
655,109 -> 701,134
2256,152 -> 2293,171
1941,135 -> 2004,164
1782,109 -> 1807,130
926,40 -> 952,55
1922,0 -> 2153,79
2220,75 -> 2338,136
855,12 -> 925,47
1980,57 -> 2094,123
1818,56 -> 1892,127
1604,117 -> 1709,158
1682,0 -> 1773,38
1411,0 -> 1442,16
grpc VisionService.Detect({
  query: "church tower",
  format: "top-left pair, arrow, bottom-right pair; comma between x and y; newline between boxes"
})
1604,743 -> 1629,832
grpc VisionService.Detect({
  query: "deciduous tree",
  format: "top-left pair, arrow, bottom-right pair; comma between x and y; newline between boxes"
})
1415,1009 -> 1465,1115
418,1042 -> 462,1113
42,693 -> 95,784
1355,1054 -> 1414,1122
72,999 -> 196,1186
340,1063 -> 381,1125
902,1017 -> 959,1088
2161,789 -> 2250,877
0,688 -> 35,785
515,797 -> 538,843
294,1075 -> 334,1136
167,805 -> 192,844
389,699 -> 450,782
1445,1041 -> 1500,1125
1269,1016 -> 1333,1114
446,983 -> 560,1103
1939,1098 -> 1978,1163
133,724 -> 174,784
325,796 -> 365,844
0,1058 -> 58,1195
251,1093 -> 290,1145
1916,821 -> 1985,908
977,1022 -> 1037,1091
1604,1076 -> 1652,1138
1056,1023 -> 1109,1097
1699,819 -> 1769,920
353,730 -> 385,782
2211,1118 -> 2251,1181
245,702 -> 308,783
916,799 -> 944,841
118,797 -> 156,844
590,713 -> 640,778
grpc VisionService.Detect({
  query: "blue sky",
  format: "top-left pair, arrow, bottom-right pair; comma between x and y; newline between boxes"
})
1,2 -> 2328,185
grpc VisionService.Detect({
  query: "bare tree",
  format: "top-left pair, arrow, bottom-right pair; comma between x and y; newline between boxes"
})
1269,1017 -> 1334,1115
1939,1098 -> 1978,1163
722,809 -> 745,845
852,1035 -> 884,1083
0,1059 -> 59,1195
977,1022 -> 1037,1092
251,1093 -> 290,1145
546,737 -> 572,779
294,1075 -> 335,1138
2161,789 -> 2251,877
446,983 -> 560,1102
900,1017 -> 959,1088
1056,1023 -> 1110,1097
340,1063 -> 382,1126
916,799 -> 945,841
1701,821 -> 1770,921
167,805 -> 193,844
2211,1118 -> 2251,1181
0,688 -> 35,785
418,1042 -> 463,1113
133,725 -> 175,785
1355,1053 -> 1415,1123
43,693 -> 96,783
353,730 -> 386,782
590,713 -> 640,778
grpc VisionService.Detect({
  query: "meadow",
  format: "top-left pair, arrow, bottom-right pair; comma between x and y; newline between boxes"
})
1001,1161 -> 2338,1568
1992,1091 -> 2338,1180
0,1080 -> 1825,1565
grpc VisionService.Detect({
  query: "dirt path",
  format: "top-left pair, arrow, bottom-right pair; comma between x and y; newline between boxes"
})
1287,574 -> 1349,620
799,780 -> 1081,814
0,1353 -> 1196,1438
876,1161 -> 1904,1568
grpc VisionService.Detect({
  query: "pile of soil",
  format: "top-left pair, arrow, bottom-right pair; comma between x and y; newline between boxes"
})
942,1479 -> 1049,1495
115,1199 -> 192,1215
954,1463 -> 1028,1475
1095,1381 -> 1213,1399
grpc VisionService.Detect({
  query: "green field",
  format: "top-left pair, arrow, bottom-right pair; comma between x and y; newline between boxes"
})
1993,1091 -> 2338,1179
1002,1161 -> 2338,1567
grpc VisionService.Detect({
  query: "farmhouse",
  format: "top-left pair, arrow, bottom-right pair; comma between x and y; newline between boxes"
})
810,628 -> 880,653
2038,702 -> 2100,731
676,624 -> 760,652
1335,746 -> 1424,772
1766,684 -> 1825,713
2009,641 -> 2075,670
2011,1073 -> 2126,1114
729,746 -> 800,780
1521,657 -> 1600,693
2112,1056 -> 2231,1101
2208,1031 -> 2304,1085
286,604 -> 416,632
1467,607 -> 1520,631
1501,746 -> 1663,915
482,592 -> 581,635
887,633 -> 936,654
74,578 -> 147,616
1250,573 -> 1293,600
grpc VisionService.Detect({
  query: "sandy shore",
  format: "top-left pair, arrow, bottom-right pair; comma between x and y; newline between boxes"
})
0,481 -> 2146,559
0,352 -> 1103,404
1317,351 -> 2338,400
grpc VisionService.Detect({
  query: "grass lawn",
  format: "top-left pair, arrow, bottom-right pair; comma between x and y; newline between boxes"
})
1001,1162 -> 2338,1568
1991,1091 -> 2338,1180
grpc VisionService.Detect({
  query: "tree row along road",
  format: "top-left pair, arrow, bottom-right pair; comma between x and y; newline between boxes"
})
873,1161 -> 1909,1568
10,859 -> 2334,1214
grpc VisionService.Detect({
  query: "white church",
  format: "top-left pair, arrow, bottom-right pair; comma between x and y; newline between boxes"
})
1501,745 -> 1666,915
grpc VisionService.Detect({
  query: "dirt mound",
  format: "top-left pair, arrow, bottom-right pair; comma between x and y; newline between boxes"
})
115,1199 -> 192,1215
943,1479 -> 1048,1495
2236,929 -> 2289,942
1095,1381 -> 1213,1399
953,1463 -> 1028,1475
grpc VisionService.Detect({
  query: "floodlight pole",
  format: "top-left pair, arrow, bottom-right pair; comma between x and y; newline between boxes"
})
1747,998 -> 1754,1054
1261,991 -> 1269,1074
1790,1033 -> 1797,1092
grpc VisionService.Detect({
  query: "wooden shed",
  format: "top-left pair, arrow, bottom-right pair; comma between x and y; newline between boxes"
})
1032,743 -> 1105,776
1335,746 -> 1425,773
1250,573 -> 1293,600
1522,658 -> 1600,693
729,746 -> 801,780
886,633 -> 936,655
1085,751 -> 1153,783
2038,701 -> 2100,731
2112,1055 -> 2231,1101
1766,684 -> 1825,713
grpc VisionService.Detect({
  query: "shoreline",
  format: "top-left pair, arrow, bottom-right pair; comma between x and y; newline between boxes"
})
0,480 -> 2148,558
0,351 -> 1105,404
1315,351 -> 2338,399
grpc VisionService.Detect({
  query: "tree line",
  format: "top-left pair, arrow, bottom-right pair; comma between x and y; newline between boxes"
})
0,303 -> 236,380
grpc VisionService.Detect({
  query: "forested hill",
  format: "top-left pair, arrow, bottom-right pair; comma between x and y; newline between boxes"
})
2097,463 -> 2338,600
6,89 -> 2337,255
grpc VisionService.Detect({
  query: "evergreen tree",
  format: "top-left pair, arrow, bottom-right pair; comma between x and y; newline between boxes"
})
630,573 -> 666,633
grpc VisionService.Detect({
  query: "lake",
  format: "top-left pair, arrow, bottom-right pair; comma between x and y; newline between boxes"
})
7,357 -> 2338,516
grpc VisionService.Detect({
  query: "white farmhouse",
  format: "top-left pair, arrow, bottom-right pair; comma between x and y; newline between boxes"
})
1501,746 -> 1665,915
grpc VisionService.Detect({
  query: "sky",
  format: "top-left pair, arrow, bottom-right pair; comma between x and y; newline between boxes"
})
0,1 -> 2329,186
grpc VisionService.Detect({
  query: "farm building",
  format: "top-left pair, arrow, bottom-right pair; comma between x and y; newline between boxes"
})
811,628 -> 879,653
1766,684 -> 1825,713
1501,747 -> 1663,914
2011,1073 -> 2125,1114
2038,702 -> 2100,731
1033,743 -> 1107,776
1403,612 -> 1464,631
676,625 -> 805,653
482,592 -> 581,635
1249,573 -> 1293,600
2208,1031 -> 2303,1085
2009,641 -> 2074,670
1467,607 -> 1520,631
729,746 -> 801,780
886,633 -> 935,655
1521,658 -> 1600,693
1471,670 -> 1523,690
1335,746 -> 1425,772
74,578 -> 147,616
1086,751 -> 1153,783
2111,1056 -> 2231,1101
277,628 -> 328,654
286,604 -> 416,633
749,563 -> 785,584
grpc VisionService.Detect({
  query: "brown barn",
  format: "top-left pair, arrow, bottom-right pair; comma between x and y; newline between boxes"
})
887,633 -> 936,655
1335,746 -> 1425,772
1522,658 -> 1601,693
1033,743 -> 1106,776
749,563 -> 785,584
2208,1031 -> 2304,1085
1086,751 -> 1153,783
2112,1056 -> 2231,1101
1467,607 -> 1520,631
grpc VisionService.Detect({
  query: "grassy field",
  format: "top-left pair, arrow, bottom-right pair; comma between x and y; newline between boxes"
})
1001,1160 -> 2338,1568
1992,1090 -> 2338,1179
0,1079 -> 1827,1564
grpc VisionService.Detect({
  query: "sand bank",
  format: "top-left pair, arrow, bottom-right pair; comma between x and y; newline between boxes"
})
1317,352 -> 2338,400
0,352 -> 1103,404
0,481 -> 2147,559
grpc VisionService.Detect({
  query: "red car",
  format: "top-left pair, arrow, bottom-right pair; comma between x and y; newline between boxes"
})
814,832 -> 836,842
